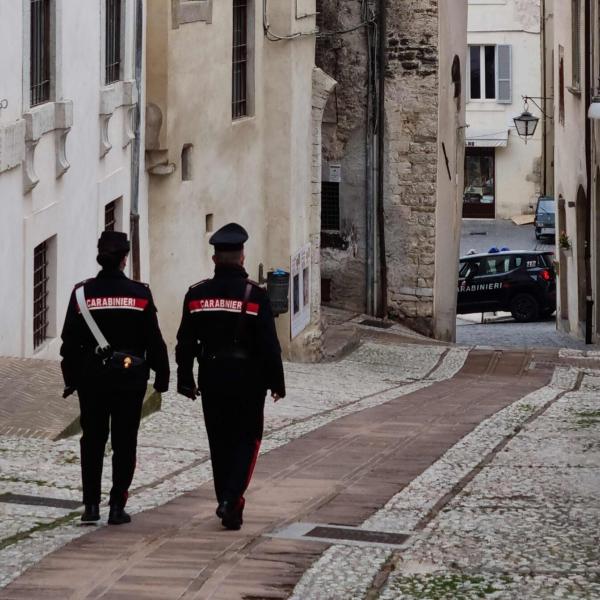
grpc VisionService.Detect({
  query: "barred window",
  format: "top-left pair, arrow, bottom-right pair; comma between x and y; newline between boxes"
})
321,182 -> 340,231
30,0 -> 51,106
106,0 -> 122,85
33,242 -> 49,349
105,200 -> 117,231
571,0 -> 581,89
232,0 -> 248,119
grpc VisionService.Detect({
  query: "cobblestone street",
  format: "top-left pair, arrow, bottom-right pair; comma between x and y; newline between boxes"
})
1,336 -> 599,599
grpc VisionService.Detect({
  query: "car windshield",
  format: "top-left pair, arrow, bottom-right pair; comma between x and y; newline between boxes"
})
537,199 -> 555,215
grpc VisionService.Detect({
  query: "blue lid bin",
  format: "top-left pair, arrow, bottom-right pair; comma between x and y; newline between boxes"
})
267,269 -> 290,316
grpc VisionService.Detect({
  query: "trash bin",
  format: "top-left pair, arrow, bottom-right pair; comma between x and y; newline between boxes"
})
267,269 -> 290,316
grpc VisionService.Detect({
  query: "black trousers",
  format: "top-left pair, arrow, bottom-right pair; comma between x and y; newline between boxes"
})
201,392 -> 265,505
78,387 -> 145,507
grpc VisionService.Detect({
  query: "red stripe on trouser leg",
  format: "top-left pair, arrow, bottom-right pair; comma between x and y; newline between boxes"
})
244,440 -> 261,490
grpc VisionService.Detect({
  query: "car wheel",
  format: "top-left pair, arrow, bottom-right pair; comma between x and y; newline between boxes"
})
510,293 -> 539,322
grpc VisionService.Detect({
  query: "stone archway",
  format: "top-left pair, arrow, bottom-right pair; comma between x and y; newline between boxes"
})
291,67 -> 336,361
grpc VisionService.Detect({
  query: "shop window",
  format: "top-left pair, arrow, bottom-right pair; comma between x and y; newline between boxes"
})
321,182 -> 340,231
463,148 -> 495,219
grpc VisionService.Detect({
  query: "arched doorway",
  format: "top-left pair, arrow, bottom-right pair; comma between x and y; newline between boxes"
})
576,185 -> 587,330
558,195 -> 568,322
595,170 -> 600,337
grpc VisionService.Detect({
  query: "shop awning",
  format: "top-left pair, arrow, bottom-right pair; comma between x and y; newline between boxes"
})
465,129 -> 509,148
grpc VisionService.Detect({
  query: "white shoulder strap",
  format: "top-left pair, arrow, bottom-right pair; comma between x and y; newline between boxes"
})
75,285 -> 111,352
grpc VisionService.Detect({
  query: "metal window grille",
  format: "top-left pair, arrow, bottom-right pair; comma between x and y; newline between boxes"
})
105,201 -> 117,231
106,0 -> 122,85
33,241 -> 49,349
321,182 -> 340,231
232,0 -> 248,119
30,0 -> 51,106
571,0 -> 581,88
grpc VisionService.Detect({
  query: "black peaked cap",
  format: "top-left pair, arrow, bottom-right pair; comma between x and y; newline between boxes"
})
209,223 -> 249,251
98,231 -> 130,254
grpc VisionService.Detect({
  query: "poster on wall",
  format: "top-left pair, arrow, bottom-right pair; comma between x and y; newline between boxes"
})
291,243 -> 311,339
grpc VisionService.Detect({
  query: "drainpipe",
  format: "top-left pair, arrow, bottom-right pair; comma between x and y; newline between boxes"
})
366,5 -> 377,315
130,0 -> 144,281
541,0 -> 547,196
585,0 -> 593,343
376,0 -> 387,318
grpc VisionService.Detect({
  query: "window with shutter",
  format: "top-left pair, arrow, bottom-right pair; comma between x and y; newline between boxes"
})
496,45 -> 512,104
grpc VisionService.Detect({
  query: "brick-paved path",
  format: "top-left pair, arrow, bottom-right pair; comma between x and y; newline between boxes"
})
0,357 -> 77,440
0,349 -> 552,600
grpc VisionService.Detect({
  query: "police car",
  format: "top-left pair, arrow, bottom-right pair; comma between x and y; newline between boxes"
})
457,250 -> 556,322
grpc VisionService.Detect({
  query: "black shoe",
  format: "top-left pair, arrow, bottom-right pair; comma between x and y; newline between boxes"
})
108,505 -> 131,525
221,499 -> 244,531
81,504 -> 100,524
216,502 -> 226,519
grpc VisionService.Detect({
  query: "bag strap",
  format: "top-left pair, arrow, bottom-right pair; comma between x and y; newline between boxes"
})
75,285 -> 111,353
233,282 -> 253,344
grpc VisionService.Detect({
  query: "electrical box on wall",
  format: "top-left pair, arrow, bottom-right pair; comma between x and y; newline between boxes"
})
329,164 -> 342,183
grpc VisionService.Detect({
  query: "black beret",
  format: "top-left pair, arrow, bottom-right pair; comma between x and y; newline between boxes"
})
98,231 -> 130,254
209,223 -> 249,252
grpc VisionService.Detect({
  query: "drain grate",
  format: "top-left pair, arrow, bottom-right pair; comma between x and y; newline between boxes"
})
469,231 -> 488,236
265,522 -> 411,549
306,526 -> 409,546
359,319 -> 394,329
0,493 -> 81,510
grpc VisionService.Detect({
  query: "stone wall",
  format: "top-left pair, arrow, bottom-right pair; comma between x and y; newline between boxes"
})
316,0 -> 369,311
384,1 -> 440,335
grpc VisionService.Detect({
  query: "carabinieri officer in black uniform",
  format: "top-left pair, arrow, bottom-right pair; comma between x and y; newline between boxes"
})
60,231 -> 170,525
176,223 -> 285,530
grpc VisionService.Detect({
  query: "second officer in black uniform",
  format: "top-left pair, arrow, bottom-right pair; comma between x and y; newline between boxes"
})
60,231 -> 170,525
176,223 -> 285,530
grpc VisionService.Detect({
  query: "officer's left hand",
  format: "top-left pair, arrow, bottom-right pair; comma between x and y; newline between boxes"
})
271,393 -> 281,402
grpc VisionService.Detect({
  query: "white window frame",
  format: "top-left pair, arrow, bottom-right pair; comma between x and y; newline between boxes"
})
468,45 -> 496,102
23,0 -> 60,111
468,44 -> 512,104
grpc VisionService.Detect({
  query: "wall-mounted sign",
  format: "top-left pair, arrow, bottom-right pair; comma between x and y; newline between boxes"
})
290,243 -> 311,339
329,164 -> 342,183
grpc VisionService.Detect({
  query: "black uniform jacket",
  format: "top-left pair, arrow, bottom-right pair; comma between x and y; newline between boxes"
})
60,269 -> 170,392
176,264 -> 285,398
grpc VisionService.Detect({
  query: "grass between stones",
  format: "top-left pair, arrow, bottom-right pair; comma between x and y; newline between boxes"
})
0,511 -> 79,551
387,573 -> 510,599
574,410 -> 600,429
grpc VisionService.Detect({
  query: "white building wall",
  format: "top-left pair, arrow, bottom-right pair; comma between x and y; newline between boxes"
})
467,0 -> 543,219
0,0 -> 148,358
147,1 -> 320,358
553,0 -> 589,339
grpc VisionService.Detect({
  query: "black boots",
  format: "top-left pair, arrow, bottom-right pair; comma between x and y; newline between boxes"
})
220,498 -> 245,530
108,505 -> 132,525
80,504 -> 100,524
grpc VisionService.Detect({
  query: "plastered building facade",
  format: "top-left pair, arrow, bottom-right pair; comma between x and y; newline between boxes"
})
550,0 -> 600,342
145,0 -> 331,359
318,0 -> 468,340
0,0 -> 148,359
464,0 -> 543,220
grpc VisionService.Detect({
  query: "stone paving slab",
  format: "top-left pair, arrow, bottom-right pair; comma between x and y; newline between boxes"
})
0,358 -> 76,440
0,349 -> 550,599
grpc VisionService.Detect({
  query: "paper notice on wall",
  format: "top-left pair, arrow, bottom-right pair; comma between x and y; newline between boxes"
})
291,243 -> 311,339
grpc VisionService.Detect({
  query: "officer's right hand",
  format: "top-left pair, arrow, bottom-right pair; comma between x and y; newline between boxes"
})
177,384 -> 198,401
